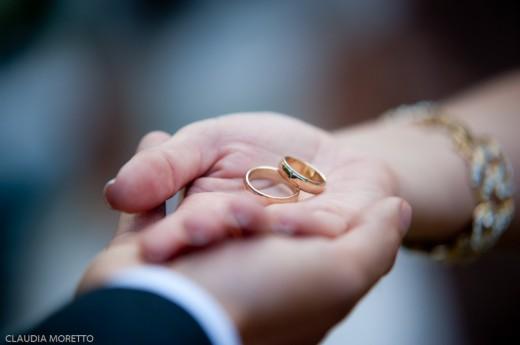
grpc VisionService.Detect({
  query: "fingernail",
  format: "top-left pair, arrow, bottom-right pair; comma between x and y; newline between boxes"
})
103,178 -> 116,208
399,201 -> 412,236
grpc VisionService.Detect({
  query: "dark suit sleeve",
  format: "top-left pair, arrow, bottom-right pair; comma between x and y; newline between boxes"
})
8,288 -> 212,345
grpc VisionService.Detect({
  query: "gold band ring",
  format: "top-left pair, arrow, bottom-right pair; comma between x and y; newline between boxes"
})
278,156 -> 326,194
243,166 -> 300,203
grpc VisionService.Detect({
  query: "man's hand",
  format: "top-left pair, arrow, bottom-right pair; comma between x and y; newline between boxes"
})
79,195 -> 411,345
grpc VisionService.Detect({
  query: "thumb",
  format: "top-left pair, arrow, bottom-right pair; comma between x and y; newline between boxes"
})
333,197 -> 412,284
104,120 -> 220,213
111,131 -> 170,244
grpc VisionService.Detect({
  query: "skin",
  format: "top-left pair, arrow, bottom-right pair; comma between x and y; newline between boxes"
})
79,133 -> 411,345
104,113 -> 400,261
338,70 -> 520,246
81,71 -> 519,343
105,71 -> 520,255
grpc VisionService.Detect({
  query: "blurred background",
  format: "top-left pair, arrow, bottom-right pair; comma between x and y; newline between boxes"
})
1,0 -> 519,344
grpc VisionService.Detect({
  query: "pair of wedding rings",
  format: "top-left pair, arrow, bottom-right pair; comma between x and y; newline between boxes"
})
243,156 -> 326,203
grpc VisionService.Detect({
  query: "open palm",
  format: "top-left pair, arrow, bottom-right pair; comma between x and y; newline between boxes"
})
105,112 -> 398,260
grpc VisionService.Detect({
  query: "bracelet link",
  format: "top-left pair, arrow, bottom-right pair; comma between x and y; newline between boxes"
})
383,102 -> 515,262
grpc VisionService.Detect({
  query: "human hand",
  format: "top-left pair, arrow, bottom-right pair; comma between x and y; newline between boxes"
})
80,192 -> 411,345
104,113 -> 399,261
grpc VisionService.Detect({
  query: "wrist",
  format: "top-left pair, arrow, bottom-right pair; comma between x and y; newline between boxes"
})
77,243 -> 143,295
334,120 -> 474,241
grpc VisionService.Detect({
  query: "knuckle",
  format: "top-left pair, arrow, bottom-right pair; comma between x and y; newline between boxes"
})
139,130 -> 170,148
176,118 -> 217,138
136,148 -> 177,193
214,111 -> 292,127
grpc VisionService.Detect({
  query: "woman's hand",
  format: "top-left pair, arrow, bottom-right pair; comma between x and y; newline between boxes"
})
104,113 -> 399,261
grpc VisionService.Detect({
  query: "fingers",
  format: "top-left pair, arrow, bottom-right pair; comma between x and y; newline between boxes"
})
266,197 -> 351,237
104,120 -> 221,212
332,197 -> 412,287
113,206 -> 165,245
264,168 -> 392,238
113,131 -> 171,241
140,193 -> 269,261
135,131 -> 171,152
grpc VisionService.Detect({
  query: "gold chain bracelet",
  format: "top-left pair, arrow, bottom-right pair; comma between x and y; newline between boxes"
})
383,102 -> 515,262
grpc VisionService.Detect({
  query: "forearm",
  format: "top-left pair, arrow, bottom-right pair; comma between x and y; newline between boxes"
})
445,71 -> 520,248
335,71 -> 520,248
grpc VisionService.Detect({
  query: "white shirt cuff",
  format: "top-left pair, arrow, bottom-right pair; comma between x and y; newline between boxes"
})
105,265 -> 241,345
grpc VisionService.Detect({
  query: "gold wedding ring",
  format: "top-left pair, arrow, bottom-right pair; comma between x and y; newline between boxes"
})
278,156 -> 326,194
243,166 -> 300,203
